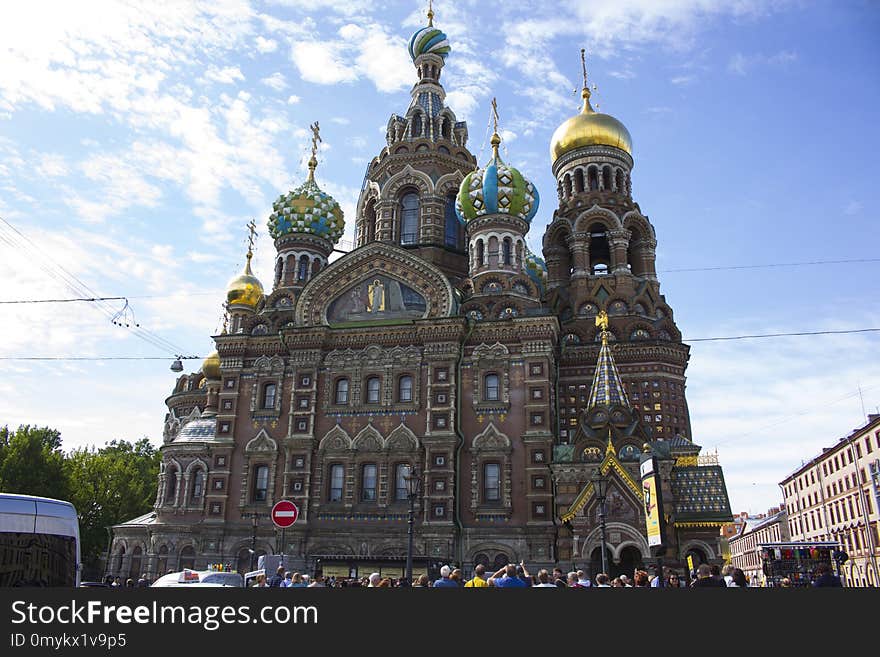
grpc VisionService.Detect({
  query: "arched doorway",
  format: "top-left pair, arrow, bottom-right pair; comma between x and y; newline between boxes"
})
178,546 -> 195,571
685,547 -> 708,576
588,546 -> 614,579
618,546 -> 644,579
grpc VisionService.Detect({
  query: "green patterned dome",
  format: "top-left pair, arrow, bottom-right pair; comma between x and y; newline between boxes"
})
455,137 -> 539,224
268,177 -> 345,244
408,25 -> 451,61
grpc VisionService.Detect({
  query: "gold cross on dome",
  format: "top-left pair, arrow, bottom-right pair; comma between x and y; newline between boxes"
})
246,218 -> 257,257
309,121 -> 321,160
581,48 -> 588,89
491,97 -> 499,134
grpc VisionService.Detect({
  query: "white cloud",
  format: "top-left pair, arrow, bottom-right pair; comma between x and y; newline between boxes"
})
255,36 -> 278,53
729,50 -> 798,75
34,153 -> 69,178
287,94 -> 301,104
291,41 -> 357,85
670,74 -> 696,85
205,66 -> 245,84
261,72 -> 287,91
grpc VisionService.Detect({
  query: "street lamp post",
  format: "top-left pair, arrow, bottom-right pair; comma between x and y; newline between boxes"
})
591,470 -> 609,576
404,464 -> 422,586
250,513 -> 260,572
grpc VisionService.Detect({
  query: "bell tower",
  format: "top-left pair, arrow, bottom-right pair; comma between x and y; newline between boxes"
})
543,50 -> 692,441
353,6 -> 476,285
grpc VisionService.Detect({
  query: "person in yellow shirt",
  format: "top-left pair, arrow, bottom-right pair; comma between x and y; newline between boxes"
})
464,564 -> 488,588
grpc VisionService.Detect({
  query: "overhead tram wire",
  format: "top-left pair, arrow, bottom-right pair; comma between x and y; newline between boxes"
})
0,216 -> 195,357
3,326 -> 879,362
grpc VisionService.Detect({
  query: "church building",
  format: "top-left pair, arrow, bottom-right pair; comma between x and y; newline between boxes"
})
111,8 -> 731,582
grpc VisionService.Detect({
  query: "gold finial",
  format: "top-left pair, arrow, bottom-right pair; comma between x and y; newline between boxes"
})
307,121 -> 321,182
246,218 -> 257,260
579,48 -> 595,114
427,0 -> 434,26
595,310 -> 609,345
490,97 -> 501,159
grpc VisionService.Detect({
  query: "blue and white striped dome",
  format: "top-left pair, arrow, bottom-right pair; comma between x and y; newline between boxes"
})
408,25 -> 451,61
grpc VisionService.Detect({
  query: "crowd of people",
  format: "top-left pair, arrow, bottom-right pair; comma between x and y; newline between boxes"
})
251,560 -> 843,588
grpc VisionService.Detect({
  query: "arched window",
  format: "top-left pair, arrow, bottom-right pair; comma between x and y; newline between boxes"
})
274,258 -> 283,287
401,193 -> 419,245
412,113 -> 422,138
574,168 -> 585,193
444,193 -> 459,247
589,222 -> 611,275
166,469 -> 178,505
157,545 -> 168,576
484,373 -> 500,401
365,200 -> 377,243
130,546 -> 142,580
588,167 -> 599,190
262,383 -> 276,410
335,378 -> 349,404
365,376 -> 381,404
253,465 -> 269,502
179,546 -> 195,571
442,117 -> 451,140
484,463 -> 501,503
603,166 -> 613,190
502,237 -> 512,265
191,469 -> 205,500
477,239 -> 485,267
361,463 -> 377,501
394,463 -> 410,501
297,255 -> 309,282
329,464 -> 344,501
398,375 -> 413,403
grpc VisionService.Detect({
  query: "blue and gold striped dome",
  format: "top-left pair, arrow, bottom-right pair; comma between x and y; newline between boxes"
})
268,177 -> 345,245
408,25 -> 451,61
524,248 -> 547,293
455,136 -> 539,224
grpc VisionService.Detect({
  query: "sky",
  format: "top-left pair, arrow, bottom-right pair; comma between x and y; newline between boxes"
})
0,0 -> 878,517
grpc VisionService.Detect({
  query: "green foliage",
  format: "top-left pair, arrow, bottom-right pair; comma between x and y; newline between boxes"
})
0,425 -> 68,499
0,426 -> 160,567
65,439 -> 160,563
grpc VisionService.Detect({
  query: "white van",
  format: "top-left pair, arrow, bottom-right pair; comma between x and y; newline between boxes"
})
0,493 -> 81,587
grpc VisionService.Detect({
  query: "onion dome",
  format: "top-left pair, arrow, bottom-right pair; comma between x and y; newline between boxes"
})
268,150 -> 344,244
226,251 -> 264,309
408,7 -> 450,62
455,133 -> 539,224
550,86 -> 632,163
524,248 -> 547,293
201,350 -> 221,380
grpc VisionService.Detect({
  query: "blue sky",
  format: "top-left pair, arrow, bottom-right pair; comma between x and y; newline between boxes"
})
0,0 -> 878,516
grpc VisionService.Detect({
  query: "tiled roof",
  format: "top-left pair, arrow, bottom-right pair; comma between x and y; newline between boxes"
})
671,466 -> 732,521
588,338 -> 629,409
177,418 -> 216,441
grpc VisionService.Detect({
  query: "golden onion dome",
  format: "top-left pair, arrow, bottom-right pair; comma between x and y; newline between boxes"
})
550,87 -> 632,163
226,251 -> 264,309
201,350 -> 221,380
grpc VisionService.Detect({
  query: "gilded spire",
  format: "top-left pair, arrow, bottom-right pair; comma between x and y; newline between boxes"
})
490,96 -> 501,160
580,48 -> 596,114
307,121 -> 321,183
427,0 -> 434,26
588,310 -> 630,409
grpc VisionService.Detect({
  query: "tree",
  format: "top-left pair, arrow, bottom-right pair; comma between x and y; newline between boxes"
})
0,425 -> 68,499
65,438 -> 160,567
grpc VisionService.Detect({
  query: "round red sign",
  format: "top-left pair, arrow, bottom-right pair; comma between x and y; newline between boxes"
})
271,500 -> 299,528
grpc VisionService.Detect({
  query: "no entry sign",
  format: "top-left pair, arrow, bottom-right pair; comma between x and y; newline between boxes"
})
271,500 -> 299,528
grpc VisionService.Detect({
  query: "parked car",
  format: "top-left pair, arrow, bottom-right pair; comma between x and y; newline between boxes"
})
151,569 -> 243,587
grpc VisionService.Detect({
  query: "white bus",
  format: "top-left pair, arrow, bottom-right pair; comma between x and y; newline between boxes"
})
0,493 -> 81,587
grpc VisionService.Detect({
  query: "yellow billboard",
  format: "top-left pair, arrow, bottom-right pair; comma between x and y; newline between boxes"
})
641,458 -> 664,548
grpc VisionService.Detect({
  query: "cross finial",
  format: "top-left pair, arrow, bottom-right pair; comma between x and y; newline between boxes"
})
307,121 -> 321,182
579,48 -> 594,112
581,48 -> 588,90
427,0 -> 434,26
246,218 -> 257,260
490,97 -> 501,159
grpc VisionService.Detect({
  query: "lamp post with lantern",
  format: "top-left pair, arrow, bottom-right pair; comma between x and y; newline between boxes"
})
591,469 -> 609,576
404,464 -> 422,585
